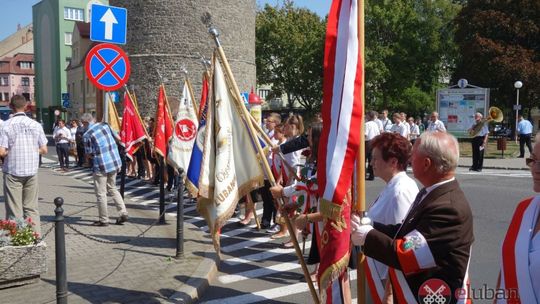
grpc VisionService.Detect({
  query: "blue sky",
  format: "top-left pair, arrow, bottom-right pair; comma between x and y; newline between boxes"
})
0,0 -> 329,41
0,0 -> 40,41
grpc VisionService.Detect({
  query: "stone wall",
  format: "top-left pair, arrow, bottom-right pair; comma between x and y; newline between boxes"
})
110,0 -> 256,117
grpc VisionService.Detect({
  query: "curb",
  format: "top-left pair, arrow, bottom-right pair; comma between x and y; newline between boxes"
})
168,223 -> 219,304
457,164 -> 529,171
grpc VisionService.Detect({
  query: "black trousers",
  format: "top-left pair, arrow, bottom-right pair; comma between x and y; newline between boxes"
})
519,133 -> 533,157
471,136 -> 485,170
260,180 -> 276,225
76,142 -> 85,166
56,143 -> 70,169
365,140 -> 373,178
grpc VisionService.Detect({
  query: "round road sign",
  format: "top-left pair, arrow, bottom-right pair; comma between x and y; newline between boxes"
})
85,43 -> 130,91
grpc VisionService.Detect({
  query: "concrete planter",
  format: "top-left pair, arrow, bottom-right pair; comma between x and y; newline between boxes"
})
0,241 -> 47,288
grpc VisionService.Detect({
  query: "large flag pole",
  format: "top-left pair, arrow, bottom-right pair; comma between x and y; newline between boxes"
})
208,27 -> 320,304
356,0 -> 367,302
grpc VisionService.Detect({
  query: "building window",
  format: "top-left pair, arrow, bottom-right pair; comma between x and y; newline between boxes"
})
22,93 -> 30,101
64,7 -> 84,21
20,61 -> 33,69
3,93 -> 9,101
258,89 -> 270,100
0,77 -> 8,86
64,32 -> 73,45
21,77 -> 30,86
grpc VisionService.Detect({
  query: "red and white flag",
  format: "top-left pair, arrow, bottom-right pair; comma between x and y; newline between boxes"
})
153,85 -> 174,158
120,92 -> 147,160
317,0 -> 364,302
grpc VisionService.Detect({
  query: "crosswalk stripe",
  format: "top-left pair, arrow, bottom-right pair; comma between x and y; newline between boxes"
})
223,241 -> 311,266
201,282 -> 308,304
218,261 -> 300,284
221,236 -> 272,253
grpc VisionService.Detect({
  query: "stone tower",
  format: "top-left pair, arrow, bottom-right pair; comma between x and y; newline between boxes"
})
109,0 -> 256,117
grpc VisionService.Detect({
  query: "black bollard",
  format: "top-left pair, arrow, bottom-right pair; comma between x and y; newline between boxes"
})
176,169 -> 184,258
54,197 -> 68,304
159,157 -> 166,224
120,146 -> 126,199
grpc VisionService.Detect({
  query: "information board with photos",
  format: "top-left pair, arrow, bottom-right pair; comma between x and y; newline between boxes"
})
436,88 -> 490,137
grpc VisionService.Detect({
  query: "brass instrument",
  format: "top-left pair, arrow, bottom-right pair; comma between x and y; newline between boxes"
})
469,106 -> 503,136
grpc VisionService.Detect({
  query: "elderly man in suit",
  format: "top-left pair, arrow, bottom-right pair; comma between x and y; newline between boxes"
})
351,131 -> 474,303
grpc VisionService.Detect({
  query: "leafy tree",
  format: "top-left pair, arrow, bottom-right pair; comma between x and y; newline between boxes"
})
256,1 -> 326,115
453,0 -> 540,118
365,0 -> 461,118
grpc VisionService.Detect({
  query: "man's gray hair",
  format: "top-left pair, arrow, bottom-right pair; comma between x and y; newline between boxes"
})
417,131 -> 460,174
80,113 -> 94,123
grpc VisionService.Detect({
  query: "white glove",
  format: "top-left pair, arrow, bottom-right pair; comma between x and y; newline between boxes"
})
351,214 -> 374,246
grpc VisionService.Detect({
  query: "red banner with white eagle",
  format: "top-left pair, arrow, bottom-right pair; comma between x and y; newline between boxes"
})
317,0 -> 364,302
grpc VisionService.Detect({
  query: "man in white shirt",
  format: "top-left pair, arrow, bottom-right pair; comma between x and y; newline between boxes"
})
408,117 -> 420,144
374,111 -> 384,133
390,113 -> 408,138
467,112 -> 489,172
53,119 -> 71,171
400,112 -> 410,140
0,95 -> 48,236
365,111 -> 381,180
380,110 -> 393,132
427,111 -> 446,132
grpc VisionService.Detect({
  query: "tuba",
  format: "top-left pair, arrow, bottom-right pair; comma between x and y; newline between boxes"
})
469,106 -> 503,136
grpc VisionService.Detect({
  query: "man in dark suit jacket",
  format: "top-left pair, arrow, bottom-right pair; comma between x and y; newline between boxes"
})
351,131 -> 474,304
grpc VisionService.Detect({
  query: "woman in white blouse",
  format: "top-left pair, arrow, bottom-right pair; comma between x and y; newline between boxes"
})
364,132 -> 419,303
496,133 -> 540,303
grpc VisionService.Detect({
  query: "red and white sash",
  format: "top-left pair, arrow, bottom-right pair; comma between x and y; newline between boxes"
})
388,229 -> 472,303
364,257 -> 385,304
497,196 -> 540,304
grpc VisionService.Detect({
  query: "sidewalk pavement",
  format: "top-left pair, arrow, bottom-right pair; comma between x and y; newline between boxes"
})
458,156 -> 529,171
0,158 -> 218,303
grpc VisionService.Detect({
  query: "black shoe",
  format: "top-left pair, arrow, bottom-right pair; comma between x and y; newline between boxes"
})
469,167 -> 474,171
518,156 -> 524,158
115,214 -> 129,225
366,176 -> 374,181
92,221 -> 109,227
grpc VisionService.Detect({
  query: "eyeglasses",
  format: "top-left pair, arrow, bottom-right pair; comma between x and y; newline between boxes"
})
526,158 -> 540,169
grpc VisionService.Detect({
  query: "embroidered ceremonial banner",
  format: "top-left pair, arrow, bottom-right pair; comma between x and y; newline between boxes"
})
186,72 -> 211,196
153,85 -> 174,158
120,92 -> 147,160
106,94 -> 121,134
317,0 -> 364,302
168,79 -> 199,171
197,55 -> 264,253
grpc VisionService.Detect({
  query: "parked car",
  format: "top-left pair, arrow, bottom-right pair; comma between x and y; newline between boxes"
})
492,123 -> 512,138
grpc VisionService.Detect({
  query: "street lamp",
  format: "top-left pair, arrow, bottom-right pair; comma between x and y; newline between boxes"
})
514,81 -> 523,142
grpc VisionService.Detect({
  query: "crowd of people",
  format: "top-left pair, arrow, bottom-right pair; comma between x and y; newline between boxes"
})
1,93 -> 539,302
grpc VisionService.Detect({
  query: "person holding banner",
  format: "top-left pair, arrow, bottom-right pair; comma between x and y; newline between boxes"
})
362,132 -> 418,302
495,133 -> 540,303
271,114 -> 305,241
270,122 -> 323,282
351,131 -> 473,303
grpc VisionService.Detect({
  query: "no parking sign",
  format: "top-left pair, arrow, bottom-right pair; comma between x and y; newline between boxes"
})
85,43 -> 130,91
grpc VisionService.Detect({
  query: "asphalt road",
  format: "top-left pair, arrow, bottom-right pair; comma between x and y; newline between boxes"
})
196,168 -> 532,304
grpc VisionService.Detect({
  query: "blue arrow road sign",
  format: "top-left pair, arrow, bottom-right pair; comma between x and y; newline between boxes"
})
62,100 -> 71,108
90,4 -> 127,45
